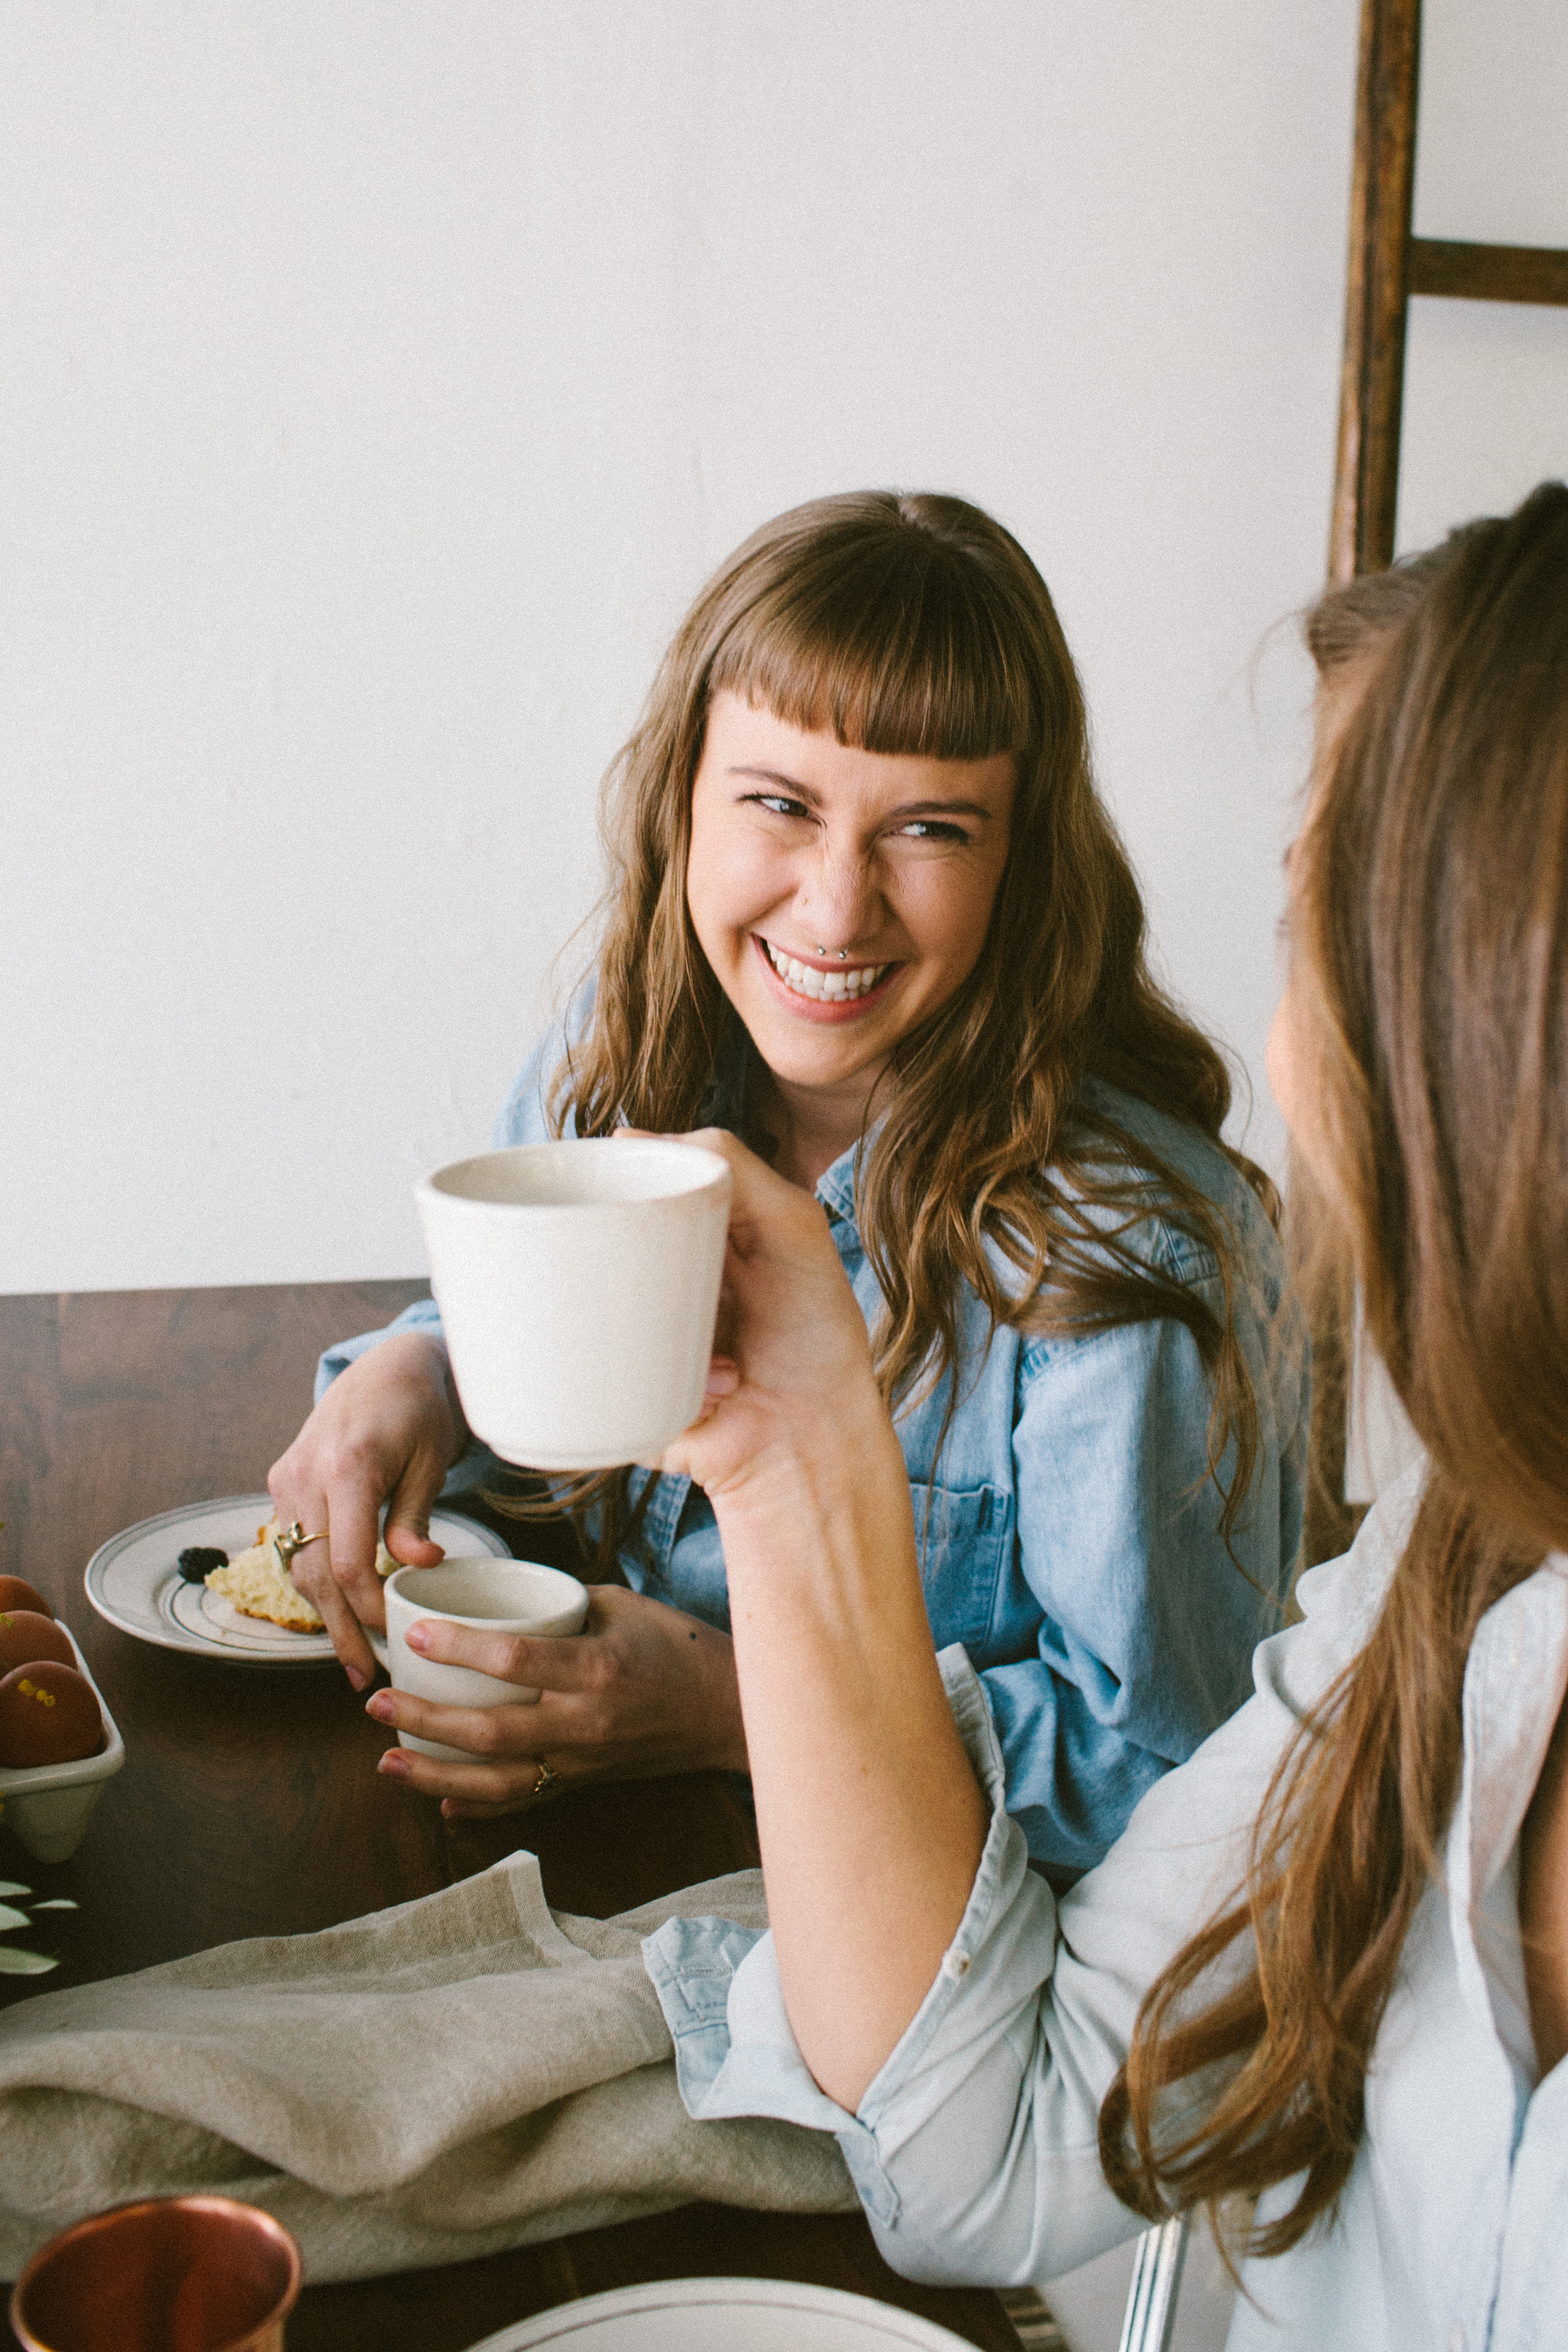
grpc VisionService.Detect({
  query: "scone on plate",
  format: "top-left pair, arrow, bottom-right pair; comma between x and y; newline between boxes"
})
204,1522 -> 398,1634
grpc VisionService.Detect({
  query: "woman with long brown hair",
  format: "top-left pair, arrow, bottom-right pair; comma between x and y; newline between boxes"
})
272,490 -> 1303,1880
633,480 -> 1568,2346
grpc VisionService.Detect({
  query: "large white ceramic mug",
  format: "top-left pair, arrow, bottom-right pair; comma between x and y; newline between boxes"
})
415,1136 -> 732,1470
383,1557 -> 589,1762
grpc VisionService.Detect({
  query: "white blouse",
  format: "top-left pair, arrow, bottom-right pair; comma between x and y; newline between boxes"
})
642,1464 -> 1568,2352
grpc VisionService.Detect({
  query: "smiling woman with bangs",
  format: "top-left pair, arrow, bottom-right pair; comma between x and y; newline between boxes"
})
270,490 -> 1307,1880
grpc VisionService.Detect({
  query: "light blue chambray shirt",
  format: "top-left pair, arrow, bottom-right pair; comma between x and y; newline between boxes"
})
640,1466 -> 1568,2352
319,1008 -> 1307,1883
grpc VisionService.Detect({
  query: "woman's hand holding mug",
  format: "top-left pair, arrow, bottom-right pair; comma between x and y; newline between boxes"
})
366,1583 -> 747,1814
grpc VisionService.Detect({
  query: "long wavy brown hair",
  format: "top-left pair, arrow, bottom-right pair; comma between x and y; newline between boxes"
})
512,492 -> 1275,1558
1101,480 -> 1568,2252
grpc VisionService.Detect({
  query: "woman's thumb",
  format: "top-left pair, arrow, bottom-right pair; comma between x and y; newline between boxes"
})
383,1464 -> 446,1567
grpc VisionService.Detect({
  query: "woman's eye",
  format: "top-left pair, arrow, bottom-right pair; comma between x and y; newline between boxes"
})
746,794 -> 813,820
895,819 -> 970,844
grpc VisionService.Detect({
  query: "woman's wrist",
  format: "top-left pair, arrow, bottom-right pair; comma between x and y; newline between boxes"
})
706,1383 -> 909,1576
711,1384 -> 930,1719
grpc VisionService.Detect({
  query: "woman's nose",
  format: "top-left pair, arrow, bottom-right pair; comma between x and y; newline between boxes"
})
799,839 -> 878,952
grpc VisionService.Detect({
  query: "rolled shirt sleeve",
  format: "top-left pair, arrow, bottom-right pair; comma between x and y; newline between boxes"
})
642,1645 -> 1128,2283
643,1483 -> 1412,2292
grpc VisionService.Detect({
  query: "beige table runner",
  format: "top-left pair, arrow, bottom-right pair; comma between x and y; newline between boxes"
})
0,1854 -> 853,2281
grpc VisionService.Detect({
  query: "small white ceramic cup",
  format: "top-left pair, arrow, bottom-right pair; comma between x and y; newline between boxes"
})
383,1557 -> 589,1762
415,1135 -> 733,1471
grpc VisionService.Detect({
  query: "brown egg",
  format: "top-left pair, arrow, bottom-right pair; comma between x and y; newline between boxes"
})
0,1613 -> 75,1676
0,1578 -> 52,1620
0,1663 -> 102,1769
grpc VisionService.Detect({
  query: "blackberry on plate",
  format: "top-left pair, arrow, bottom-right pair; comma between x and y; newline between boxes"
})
176,1546 -> 229,1582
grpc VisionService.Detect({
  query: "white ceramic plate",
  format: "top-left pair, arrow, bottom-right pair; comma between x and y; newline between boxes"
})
465,2278 -> 979,2352
83,1495 -> 512,1669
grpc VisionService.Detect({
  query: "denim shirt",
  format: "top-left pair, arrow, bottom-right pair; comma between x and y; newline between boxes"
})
320,1012 -> 1306,1882
641,1466 -> 1568,2352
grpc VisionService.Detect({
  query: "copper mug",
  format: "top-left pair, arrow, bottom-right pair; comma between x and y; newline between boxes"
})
9,2195 -> 302,2351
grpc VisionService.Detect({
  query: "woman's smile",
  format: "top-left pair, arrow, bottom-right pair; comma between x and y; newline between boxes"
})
752,934 -> 898,1019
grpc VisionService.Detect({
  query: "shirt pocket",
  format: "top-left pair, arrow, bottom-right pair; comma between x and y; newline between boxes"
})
909,1480 -> 1012,1658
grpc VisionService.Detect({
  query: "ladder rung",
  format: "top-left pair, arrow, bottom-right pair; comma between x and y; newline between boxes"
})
1407,236 -> 1568,308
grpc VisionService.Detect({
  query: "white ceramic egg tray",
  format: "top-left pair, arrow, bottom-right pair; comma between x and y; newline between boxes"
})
0,1626 -> 124,1865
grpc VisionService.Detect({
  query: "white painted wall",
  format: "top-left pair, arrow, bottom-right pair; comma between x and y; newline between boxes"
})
4,0 -> 1564,1295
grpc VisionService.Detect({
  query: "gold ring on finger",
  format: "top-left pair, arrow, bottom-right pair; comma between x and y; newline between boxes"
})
275,1522 -> 328,1571
531,1761 -> 560,1800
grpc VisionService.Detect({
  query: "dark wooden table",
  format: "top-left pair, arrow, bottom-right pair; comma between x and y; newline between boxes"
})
0,1284 -> 1019,2352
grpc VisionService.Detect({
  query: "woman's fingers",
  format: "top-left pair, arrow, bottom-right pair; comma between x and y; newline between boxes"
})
320,1475 -> 388,1617
374,1734 -> 558,1811
287,1556 -> 379,1690
268,1467 -> 381,1688
367,1585 -> 746,1789
267,1330 -> 468,1683
266,1468 -> 374,1690
368,1680 -> 569,1814
368,1686 -> 559,1757
310,1578 -> 381,1692
402,1615 -> 596,1689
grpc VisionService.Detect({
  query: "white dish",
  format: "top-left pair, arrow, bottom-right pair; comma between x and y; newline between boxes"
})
465,2277 -> 980,2352
0,1624 -> 125,1863
83,1496 -> 512,1670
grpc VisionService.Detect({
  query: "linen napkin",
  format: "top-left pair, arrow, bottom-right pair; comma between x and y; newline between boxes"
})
0,1853 -> 853,2281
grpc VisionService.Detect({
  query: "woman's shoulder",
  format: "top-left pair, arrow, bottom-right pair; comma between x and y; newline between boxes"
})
1291,1456 -> 1424,1639
1063,1074 -> 1281,1285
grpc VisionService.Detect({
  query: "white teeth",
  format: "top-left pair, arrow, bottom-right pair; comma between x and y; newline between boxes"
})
762,941 -> 888,1002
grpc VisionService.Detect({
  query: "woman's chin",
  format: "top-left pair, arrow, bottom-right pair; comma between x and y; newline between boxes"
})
736,982 -> 901,1078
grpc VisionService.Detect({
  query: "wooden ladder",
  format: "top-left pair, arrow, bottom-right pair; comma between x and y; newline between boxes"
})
1330,0 -> 1568,583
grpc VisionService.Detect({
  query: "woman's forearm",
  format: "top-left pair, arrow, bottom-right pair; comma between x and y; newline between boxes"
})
645,1131 -> 991,2111
714,1392 -> 990,2113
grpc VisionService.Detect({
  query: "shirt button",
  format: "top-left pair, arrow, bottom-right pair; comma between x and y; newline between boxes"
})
1448,2326 -> 1465,2352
